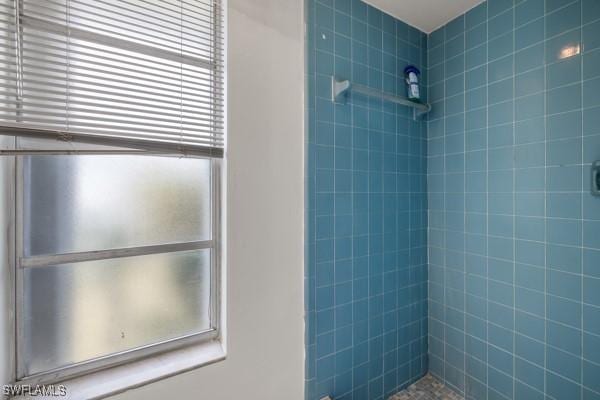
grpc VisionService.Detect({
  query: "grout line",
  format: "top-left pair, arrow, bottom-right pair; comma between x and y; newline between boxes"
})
485,3 -> 490,398
543,0 -> 548,396
461,13 -> 467,396
512,4 -> 517,399
441,18 -> 447,390
580,2 -> 585,399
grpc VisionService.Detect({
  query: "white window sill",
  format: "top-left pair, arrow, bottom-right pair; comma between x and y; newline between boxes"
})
15,340 -> 226,400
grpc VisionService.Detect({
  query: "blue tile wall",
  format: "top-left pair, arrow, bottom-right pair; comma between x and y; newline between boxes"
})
427,0 -> 600,399
306,0 -> 429,399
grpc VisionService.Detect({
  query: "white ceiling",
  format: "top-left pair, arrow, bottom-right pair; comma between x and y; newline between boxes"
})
363,0 -> 485,33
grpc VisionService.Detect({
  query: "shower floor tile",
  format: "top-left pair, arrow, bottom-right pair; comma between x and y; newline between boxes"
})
389,374 -> 463,400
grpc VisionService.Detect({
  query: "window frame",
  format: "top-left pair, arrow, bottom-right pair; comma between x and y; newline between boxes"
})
9,149 -> 223,386
0,0 -> 227,391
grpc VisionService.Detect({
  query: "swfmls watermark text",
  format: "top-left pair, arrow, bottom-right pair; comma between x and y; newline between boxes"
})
2,384 -> 67,397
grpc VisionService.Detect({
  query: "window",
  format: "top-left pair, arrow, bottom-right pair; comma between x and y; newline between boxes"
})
17,154 -> 221,382
0,0 -> 225,386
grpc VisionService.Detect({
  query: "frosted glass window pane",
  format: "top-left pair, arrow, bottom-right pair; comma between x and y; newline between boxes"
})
21,250 -> 211,376
23,155 -> 211,256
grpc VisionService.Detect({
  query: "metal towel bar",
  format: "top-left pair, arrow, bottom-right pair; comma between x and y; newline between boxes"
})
331,76 -> 431,120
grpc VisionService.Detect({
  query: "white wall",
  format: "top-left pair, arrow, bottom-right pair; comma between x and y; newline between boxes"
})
110,0 -> 305,399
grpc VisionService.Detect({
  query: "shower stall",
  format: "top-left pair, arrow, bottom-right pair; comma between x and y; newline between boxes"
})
305,0 -> 600,399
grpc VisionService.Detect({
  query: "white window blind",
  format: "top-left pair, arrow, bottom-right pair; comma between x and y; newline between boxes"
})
0,0 -> 224,157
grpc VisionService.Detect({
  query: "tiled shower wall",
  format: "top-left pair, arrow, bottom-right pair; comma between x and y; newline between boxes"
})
427,0 -> 600,399
305,0 -> 429,398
